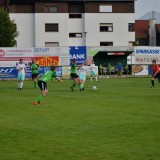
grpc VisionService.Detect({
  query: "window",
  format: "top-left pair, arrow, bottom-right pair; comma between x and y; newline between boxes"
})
100,23 -> 113,32
69,33 -> 82,38
69,14 -> 82,18
100,42 -> 113,46
45,24 -> 58,32
128,23 -> 135,32
68,3 -> 84,13
45,42 -> 59,47
99,5 -> 112,12
45,5 -> 57,13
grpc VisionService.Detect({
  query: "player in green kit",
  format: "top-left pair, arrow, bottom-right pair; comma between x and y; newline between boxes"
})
33,65 -> 63,105
30,59 -> 39,89
70,59 -> 82,91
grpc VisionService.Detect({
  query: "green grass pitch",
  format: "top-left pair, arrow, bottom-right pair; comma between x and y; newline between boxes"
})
0,78 -> 160,160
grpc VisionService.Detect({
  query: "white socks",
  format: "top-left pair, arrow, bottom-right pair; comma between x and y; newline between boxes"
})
18,81 -> 23,89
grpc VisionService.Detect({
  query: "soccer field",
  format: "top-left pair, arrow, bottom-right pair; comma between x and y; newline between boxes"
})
0,78 -> 160,160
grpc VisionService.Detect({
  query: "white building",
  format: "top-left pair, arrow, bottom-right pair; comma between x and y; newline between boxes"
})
9,0 -> 135,47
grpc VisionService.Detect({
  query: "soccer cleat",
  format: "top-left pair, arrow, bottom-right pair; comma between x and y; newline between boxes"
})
70,86 -> 73,91
18,88 -> 20,90
80,88 -> 84,91
33,102 -> 39,105
150,86 -> 154,88
38,101 -> 40,104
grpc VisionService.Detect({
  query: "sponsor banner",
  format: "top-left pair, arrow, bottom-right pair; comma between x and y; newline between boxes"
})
34,47 -> 51,56
0,66 -> 62,78
0,66 -> 32,78
35,56 -> 59,66
132,65 -> 143,73
34,47 -> 70,56
59,56 -> 70,66
52,47 -> 69,56
0,48 -> 34,60
134,46 -> 160,64
134,56 -> 160,64
0,67 -> 17,78
62,66 -> 71,77
132,65 -> 149,76
135,46 -> 160,55
0,48 -> 33,67
70,46 -> 87,65
0,61 -> 18,67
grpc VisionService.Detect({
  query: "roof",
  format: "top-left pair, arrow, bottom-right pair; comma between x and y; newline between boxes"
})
10,0 -> 134,3
135,20 -> 149,39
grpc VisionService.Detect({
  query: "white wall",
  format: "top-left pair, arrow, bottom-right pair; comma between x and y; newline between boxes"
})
10,13 -> 135,47
84,13 -> 135,46
10,14 -> 35,47
34,13 -> 69,47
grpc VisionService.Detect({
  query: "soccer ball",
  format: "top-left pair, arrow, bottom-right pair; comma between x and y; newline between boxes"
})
92,86 -> 97,91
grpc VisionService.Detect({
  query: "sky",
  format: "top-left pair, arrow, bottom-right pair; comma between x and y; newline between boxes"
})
135,0 -> 160,19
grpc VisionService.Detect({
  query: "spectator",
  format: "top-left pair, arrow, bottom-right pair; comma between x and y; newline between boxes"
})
99,64 -> 104,75
117,61 -> 123,78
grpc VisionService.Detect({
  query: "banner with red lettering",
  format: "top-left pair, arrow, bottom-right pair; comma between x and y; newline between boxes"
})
0,48 -> 33,67
34,56 -> 59,66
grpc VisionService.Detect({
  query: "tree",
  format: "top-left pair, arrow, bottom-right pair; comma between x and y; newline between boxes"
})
0,8 -> 18,47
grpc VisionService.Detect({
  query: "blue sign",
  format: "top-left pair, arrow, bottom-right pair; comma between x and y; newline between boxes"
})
0,66 -> 62,79
135,47 -> 160,55
0,67 -> 17,78
42,66 -> 62,77
70,46 -> 87,65
148,65 -> 153,75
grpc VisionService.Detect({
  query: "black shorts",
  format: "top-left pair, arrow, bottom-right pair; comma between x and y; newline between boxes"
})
32,73 -> 38,80
70,73 -> 79,80
152,72 -> 160,79
38,80 -> 47,90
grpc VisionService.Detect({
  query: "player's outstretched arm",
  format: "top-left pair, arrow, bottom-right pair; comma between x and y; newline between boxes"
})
34,73 -> 43,82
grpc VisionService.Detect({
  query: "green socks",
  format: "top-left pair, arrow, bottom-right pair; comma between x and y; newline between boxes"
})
71,83 -> 76,88
79,83 -> 83,89
35,95 -> 43,102
34,81 -> 37,88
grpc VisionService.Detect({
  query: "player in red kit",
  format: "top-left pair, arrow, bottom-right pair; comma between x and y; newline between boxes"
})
151,60 -> 160,88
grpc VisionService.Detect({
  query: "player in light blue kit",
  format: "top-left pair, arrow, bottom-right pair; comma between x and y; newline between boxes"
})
16,59 -> 26,90
78,60 -> 89,91
90,60 -> 98,82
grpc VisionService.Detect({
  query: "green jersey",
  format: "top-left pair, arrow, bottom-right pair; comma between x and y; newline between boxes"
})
70,64 -> 77,74
31,63 -> 39,74
39,70 -> 57,82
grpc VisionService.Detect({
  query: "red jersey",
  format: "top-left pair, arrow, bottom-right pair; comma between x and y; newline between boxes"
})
152,64 -> 159,72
